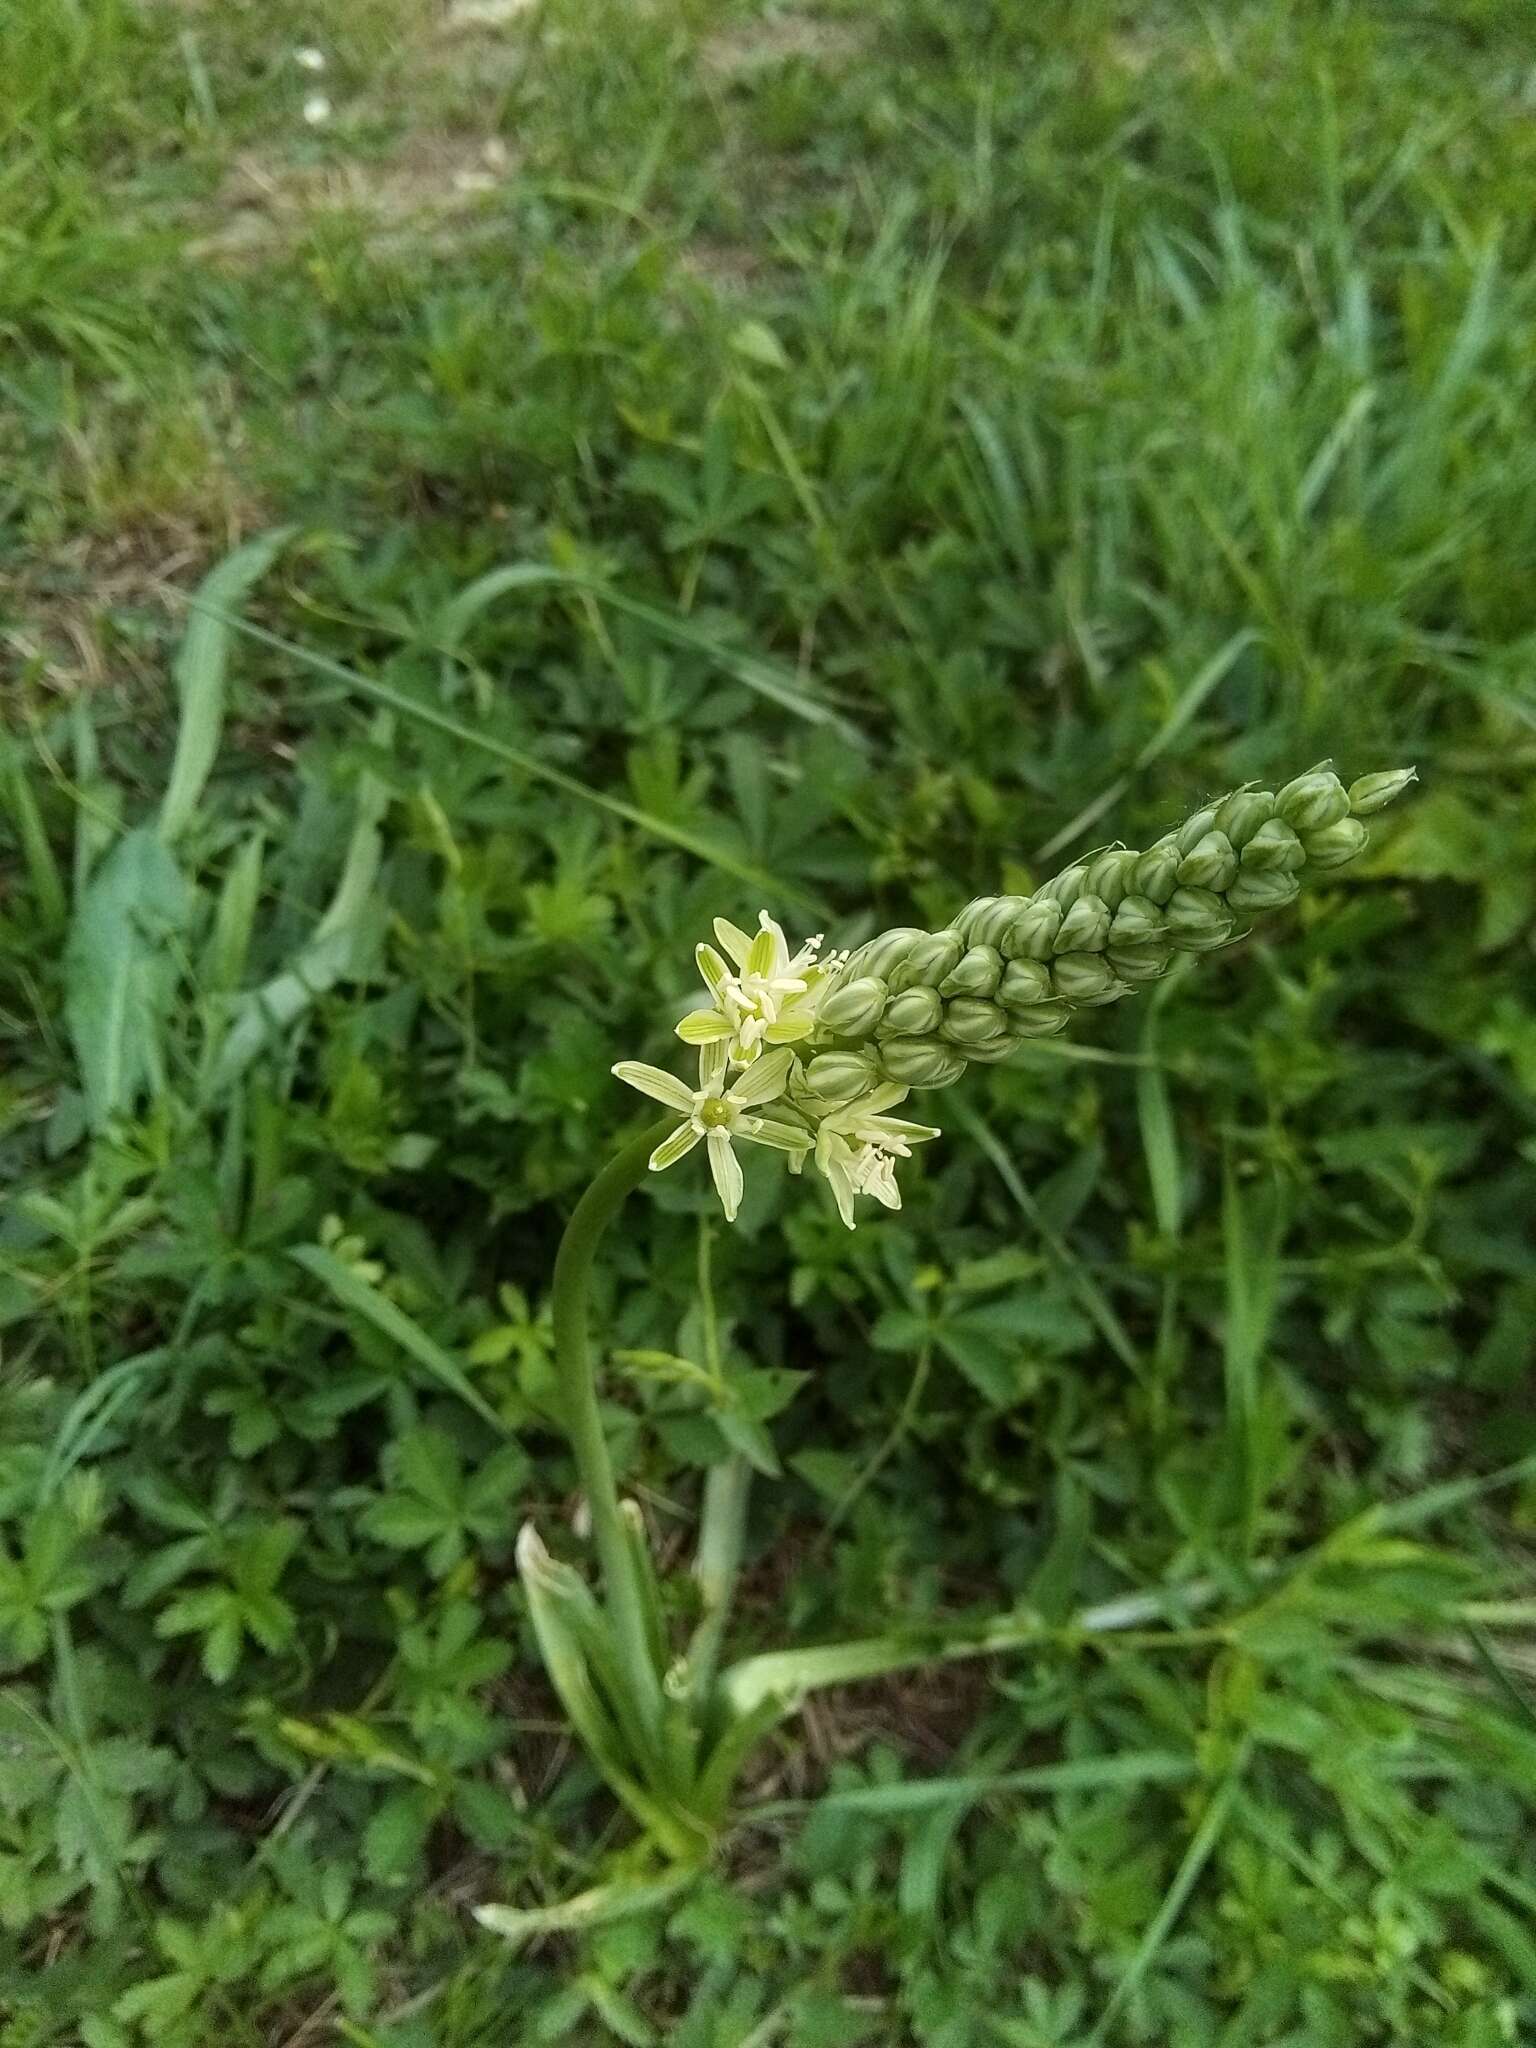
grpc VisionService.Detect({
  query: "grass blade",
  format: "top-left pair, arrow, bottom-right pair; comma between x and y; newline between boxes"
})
157,527 -> 296,844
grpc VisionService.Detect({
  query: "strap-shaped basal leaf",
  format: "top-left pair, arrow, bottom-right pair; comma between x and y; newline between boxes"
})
157,527 -> 298,845
64,827 -> 191,1130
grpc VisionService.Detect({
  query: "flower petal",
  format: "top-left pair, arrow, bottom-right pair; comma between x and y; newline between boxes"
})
612,1062 -> 694,1114
740,1115 -> 811,1155
745,915 -> 785,979
649,1122 -> 703,1171
695,943 -> 732,996
707,1129 -> 744,1222
764,1012 -> 816,1043
727,1044 -> 794,1106
713,918 -> 754,969
676,1008 -> 734,1044
697,1040 -> 729,1090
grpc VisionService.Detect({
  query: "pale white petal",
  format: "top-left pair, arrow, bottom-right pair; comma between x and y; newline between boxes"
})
727,1044 -> 794,1106
746,916 -> 786,979
697,1040 -> 729,1090
613,1062 -> 694,1114
676,1009 -> 734,1044
713,918 -> 754,969
739,1115 -> 811,1155
764,1012 -> 815,1043
707,1129 -> 744,1221
650,1123 -> 703,1171
695,943 -> 731,995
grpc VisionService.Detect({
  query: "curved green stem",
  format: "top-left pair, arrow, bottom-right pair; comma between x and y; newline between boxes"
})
552,1119 -> 672,1715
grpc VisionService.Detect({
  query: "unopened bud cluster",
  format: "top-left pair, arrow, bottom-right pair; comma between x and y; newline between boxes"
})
799,765 -> 1415,1097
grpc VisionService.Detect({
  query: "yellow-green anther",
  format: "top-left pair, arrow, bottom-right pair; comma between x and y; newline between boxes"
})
1176,830 -> 1239,892
999,959 -> 1054,1007
1175,805 -> 1220,855
817,975 -> 888,1039
1300,816 -> 1369,868
881,987 -> 944,1037
1227,870 -> 1302,914
1085,848 -> 1138,908
1002,899 -> 1062,960
1051,953 -> 1124,1005
1276,766 -> 1349,832
1348,767 -> 1417,816
804,1050 -> 882,1102
889,929 -> 965,993
1214,788 -> 1275,848
1165,885 -> 1234,952
1239,817 -> 1306,873
1007,1000 -> 1071,1038
1053,894 -> 1112,954
1133,838 -> 1181,905
940,997 -> 1010,1046
940,944 -> 1003,998
879,1037 -> 968,1087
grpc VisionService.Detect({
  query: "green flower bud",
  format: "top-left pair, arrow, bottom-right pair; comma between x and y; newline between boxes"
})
1275,767 -> 1348,832
878,1036 -> 968,1088
803,1050 -> 882,1103
958,896 -> 1027,949
1134,837 -> 1181,905
1238,817 -> 1306,874
1107,939 -> 1174,982
1006,1000 -> 1071,1038
1109,894 -> 1166,946
940,997 -> 1009,1046
845,927 -> 924,980
816,975 -> 888,1039
880,987 -> 944,1037
1165,886 -> 1234,953
1001,899 -> 1062,960
940,944 -> 1003,998
1053,894 -> 1111,954
1085,848 -> 1137,909
1176,830 -> 1238,892
1051,952 -> 1124,1006
1348,767 -> 1417,816
1214,788 -> 1276,848
1047,864 -> 1090,912
962,1034 -> 1026,1064
889,929 -> 965,994
999,959 -> 1054,1007
1299,816 -> 1369,868
1226,870 -> 1302,914
1175,805 -> 1220,855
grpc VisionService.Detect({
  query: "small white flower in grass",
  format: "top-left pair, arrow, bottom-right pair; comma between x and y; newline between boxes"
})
612,1043 -> 809,1222
302,92 -> 332,125
808,1083 -> 941,1229
294,46 -> 327,71
677,911 -> 841,1066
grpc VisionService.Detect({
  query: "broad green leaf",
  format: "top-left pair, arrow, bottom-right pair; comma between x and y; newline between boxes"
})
63,827 -> 191,1130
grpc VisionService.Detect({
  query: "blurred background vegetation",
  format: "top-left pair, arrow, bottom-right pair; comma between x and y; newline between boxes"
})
2,0 -> 1534,2041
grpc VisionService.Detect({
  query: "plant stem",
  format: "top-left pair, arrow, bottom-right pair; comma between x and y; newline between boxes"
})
551,1119 -> 672,1715
689,1452 -> 753,1699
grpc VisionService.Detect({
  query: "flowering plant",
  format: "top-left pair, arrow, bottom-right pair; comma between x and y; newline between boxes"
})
482,763 -> 1416,1919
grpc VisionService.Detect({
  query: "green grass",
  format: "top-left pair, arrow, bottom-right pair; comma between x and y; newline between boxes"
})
2,0 -> 1535,2040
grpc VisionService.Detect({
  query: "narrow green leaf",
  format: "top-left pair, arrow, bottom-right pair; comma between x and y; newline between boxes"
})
157,527 -> 297,843
289,1243 -> 507,1434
